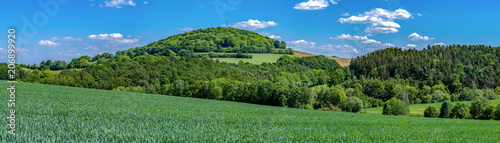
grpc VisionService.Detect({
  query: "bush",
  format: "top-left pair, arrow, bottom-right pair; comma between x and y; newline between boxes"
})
424,106 -> 439,118
345,97 -> 364,112
439,101 -> 453,118
305,104 -> 313,110
450,102 -> 470,119
382,98 -> 410,116
483,89 -> 498,100
495,104 -> 500,120
470,97 -> 489,119
480,105 -> 495,120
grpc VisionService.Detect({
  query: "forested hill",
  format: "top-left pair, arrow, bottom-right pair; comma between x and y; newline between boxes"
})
115,27 -> 293,58
349,45 -> 500,93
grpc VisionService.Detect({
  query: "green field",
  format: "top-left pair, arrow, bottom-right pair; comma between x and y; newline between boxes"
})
363,100 -> 500,115
213,53 -> 295,64
1,81 -> 500,142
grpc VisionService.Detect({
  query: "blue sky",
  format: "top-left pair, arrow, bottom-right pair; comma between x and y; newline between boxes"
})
1,0 -> 500,64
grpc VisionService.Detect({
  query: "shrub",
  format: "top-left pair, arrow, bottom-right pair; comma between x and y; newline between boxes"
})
480,105 -> 495,120
424,106 -> 439,118
305,104 -> 313,110
450,102 -> 471,119
483,89 -> 497,100
345,97 -> 364,112
382,98 -> 410,116
470,97 -> 489,119
495,104 -> 500,120
439,101 -> 453,118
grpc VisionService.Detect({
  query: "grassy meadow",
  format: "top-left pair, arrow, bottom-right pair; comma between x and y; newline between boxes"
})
1,81 -> 499,142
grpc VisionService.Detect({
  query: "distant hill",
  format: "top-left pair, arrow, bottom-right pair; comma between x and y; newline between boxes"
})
115,27 -> 294,58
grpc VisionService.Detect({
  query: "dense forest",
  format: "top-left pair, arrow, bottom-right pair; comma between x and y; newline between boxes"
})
2,28 -> 500,118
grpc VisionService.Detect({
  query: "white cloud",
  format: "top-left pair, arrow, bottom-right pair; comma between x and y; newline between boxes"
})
331,34 -> 368,41
87,33 -> 138,44
114,38 -> 139,43
104,0 -> 136,8
407,33 -> 434,41
51,36 -> 84,41
294,0 -> 333,10
177,27 -> 194,31
364,27 -> 399,33
287,40 -> 316,49
229,19 -> 277,30
406,44 -> 417,48
331,34 -> 394,47
267,35 -> 282,40
432,42 -> 445,46
88,33 -> 124,39
341,13 -> 350,16
39,40 -> 61,46
144,1 -> 148,4
353,48 -> 359,53
338,8 -> 412,33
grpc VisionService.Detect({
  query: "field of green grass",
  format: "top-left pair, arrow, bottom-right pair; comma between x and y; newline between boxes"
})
363,100 -> 500,115
213,53 -> 295,64
1,81 -> 499,142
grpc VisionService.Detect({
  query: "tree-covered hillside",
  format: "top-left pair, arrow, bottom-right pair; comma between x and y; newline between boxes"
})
350,45 -> 500,93
115,27 -> 293,58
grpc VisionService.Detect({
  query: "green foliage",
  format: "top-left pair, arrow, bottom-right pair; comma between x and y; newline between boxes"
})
328,70 -> 344,86
432,90 -> 446,103
450,102 -> 471,119
439,101 -> 453,118
279,94 -> 287,107
345,96 -> 364,112
470,97 -> 490,119
495,87 -> 500,96
350,45 -> 500,92
305,104 -> 313,110
116,27 -> 293,58
495,103 -> 500,120
481,105 -> 495,120
424,106 -> 439,118
316,86 -> 347,110
383,98 -> 410,116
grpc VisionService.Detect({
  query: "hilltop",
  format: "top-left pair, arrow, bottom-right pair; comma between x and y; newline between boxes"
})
115,27 -> 294,58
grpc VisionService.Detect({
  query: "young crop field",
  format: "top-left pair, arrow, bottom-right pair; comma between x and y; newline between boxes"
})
1,81 -> 499,142
363,100 -> 500,115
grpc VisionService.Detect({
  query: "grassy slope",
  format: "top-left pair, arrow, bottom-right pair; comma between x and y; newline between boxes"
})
363,100 -> 500,115
213,53 -> 295,64
1,81 -> 499,142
